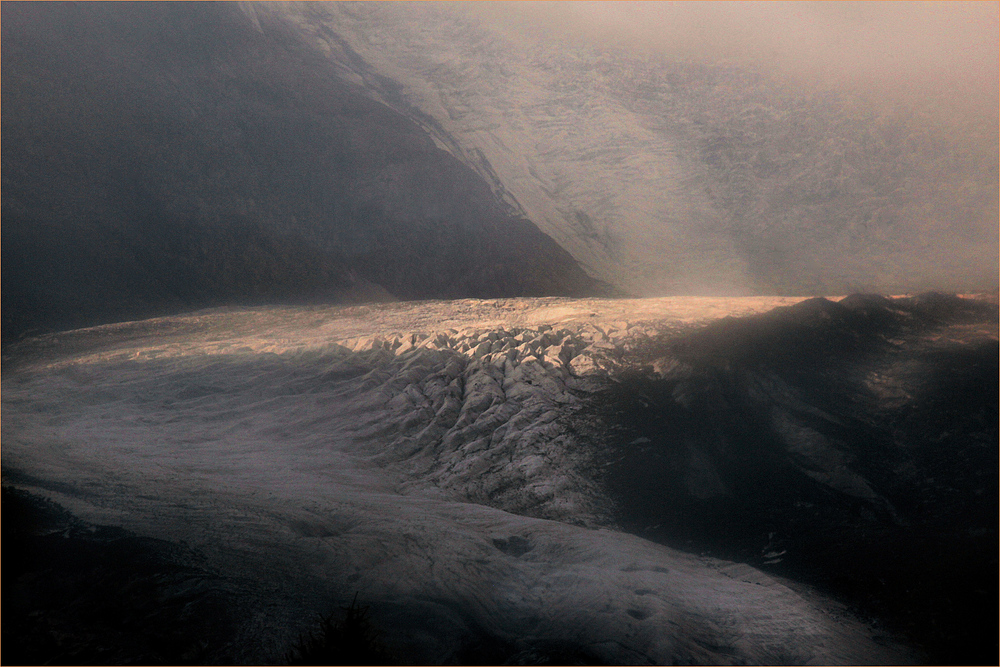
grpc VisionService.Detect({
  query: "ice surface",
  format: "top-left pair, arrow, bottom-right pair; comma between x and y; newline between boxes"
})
3,297 -> 913,663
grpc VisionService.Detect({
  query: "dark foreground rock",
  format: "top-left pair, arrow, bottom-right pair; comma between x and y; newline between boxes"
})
2,486 -> 242,665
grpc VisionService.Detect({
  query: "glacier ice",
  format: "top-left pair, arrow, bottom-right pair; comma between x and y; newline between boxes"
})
2,297 -> 916,663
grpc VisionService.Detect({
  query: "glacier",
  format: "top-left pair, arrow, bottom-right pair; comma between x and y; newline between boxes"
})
3,296 -> 925,664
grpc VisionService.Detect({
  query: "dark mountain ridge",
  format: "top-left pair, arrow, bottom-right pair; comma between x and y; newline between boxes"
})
1,2 -> 611,343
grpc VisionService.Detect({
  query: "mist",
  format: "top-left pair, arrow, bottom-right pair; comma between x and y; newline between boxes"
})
288,1 -> 998,297
466,1 -> 1000,122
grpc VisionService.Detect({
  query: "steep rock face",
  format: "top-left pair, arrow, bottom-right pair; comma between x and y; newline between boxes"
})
1,2 -> 608,342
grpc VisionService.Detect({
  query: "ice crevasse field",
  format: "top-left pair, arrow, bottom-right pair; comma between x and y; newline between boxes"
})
6,293 -> 997,664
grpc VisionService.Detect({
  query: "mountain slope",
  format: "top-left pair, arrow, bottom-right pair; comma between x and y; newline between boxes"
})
270,2 -> 999,297
1,2 -> 609,342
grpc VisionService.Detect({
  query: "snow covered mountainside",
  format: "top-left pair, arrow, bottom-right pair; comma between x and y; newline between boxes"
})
266,2 -> 999,296
4,294 -> 996,664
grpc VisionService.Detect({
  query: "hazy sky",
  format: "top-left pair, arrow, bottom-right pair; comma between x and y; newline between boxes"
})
469,1 -> 999,123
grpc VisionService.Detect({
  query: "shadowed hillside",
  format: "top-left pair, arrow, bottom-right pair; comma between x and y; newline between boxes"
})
1,2 -> 611,343
588,293 -> 998,664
